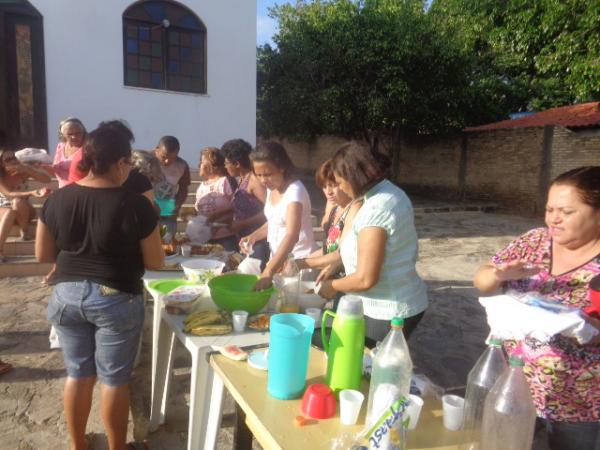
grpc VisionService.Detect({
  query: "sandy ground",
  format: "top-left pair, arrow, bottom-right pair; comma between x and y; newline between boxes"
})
0,211 -> 543,450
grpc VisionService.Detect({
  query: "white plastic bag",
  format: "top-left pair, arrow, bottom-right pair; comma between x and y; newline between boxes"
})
237,257 -> 262,275
15,148 -> 52,164
185,215 -> 211,244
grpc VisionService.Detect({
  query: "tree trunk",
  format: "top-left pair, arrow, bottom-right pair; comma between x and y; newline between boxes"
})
391,128 -> 402,181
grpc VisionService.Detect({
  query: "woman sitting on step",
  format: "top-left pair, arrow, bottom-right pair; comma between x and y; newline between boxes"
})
0,148 -> 51,262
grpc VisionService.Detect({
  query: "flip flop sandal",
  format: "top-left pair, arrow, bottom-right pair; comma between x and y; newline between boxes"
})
0,361 -> 13,375
127,442 -> 149,450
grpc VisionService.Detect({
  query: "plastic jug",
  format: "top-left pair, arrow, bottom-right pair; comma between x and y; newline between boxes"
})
267,313 -> 315,399
321,295 -> 365,394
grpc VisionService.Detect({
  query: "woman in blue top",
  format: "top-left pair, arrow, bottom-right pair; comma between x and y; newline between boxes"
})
317,142 -> 428,347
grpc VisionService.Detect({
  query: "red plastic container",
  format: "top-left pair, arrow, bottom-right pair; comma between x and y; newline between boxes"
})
301,383 -> 337,419
585,275 -> 600,318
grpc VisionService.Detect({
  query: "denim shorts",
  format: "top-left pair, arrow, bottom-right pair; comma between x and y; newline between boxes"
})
47,281 -> 144,386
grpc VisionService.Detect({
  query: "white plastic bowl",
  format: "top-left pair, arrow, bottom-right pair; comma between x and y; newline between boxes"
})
181,258 -> 225,283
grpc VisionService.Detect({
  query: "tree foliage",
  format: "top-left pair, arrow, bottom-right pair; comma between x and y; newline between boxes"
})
257,0 -> 475,144
429,0 -> 600,112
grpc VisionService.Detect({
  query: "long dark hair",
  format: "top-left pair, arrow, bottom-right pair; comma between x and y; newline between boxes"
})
79,121 -> 134,175
551,166 -> 600,209
250,141 -> 295,179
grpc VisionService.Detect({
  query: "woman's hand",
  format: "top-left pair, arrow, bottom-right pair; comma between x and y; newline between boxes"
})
316,264 -> 337,284
239,234 -> 257,254
254,274 -> 273,291
31,188 -> 51,198
493,259 -> 542,282
317,279 -> 337,300
583,314 -> 600,345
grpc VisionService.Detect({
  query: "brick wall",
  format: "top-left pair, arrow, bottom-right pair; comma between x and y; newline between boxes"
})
258,125 -> 600,215
464,128 -> 545,213
550,127 -> 600,179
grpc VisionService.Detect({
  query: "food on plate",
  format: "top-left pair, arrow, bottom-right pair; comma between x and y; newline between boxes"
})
191,243 -> 225,255
248,314 -> 270,331
183,309 -> 231,335
219,345 -> 248,361
162,242 -> 178,256
187,323 -> 232,336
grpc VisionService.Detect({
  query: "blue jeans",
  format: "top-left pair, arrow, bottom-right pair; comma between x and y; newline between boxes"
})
47,281 -> 144,386
544,419 -> 600,450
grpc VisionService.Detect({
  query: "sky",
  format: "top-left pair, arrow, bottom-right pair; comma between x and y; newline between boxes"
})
257,0 -> 286,47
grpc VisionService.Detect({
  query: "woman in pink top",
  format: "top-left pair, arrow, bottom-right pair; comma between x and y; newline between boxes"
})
50,118 -> 86,188
194,147 -> 238,251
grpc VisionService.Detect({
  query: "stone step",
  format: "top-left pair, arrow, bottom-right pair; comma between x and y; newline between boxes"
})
0,256 -> 52,277
3,237 -> 35,257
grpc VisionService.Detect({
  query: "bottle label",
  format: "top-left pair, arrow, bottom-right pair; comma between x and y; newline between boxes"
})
363,397 -> 410,449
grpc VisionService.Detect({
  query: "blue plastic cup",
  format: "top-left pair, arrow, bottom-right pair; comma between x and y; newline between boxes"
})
267,313 -> 315,399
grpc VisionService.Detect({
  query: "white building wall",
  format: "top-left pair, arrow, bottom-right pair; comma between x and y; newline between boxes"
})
32,0 -> 256,165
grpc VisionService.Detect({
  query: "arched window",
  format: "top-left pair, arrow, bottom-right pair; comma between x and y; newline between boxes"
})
123,0 -> 206,94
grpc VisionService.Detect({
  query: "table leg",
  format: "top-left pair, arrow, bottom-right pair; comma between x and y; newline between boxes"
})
187,347 -> 225,450
234,404 -> 253,450
149,314 -> 174,431
150,290 -> 161,414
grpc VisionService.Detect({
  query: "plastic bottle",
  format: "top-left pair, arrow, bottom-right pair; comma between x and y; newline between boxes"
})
365,317 -> 412,450
480,356 -> 536,450
460,338 -> 508,450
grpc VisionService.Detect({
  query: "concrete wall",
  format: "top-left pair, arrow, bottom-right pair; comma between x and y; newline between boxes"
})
33,0 -> 256,164
264,125 -> 600,215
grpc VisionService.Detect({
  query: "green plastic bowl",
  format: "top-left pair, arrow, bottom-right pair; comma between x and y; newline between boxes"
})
208,273 -> 274,314
147,279 -> 197,295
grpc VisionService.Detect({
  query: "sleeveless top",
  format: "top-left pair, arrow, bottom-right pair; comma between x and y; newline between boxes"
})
232,174 -> 264,236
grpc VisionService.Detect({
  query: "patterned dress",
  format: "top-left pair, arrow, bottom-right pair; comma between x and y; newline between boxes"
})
492,227 -> 600,422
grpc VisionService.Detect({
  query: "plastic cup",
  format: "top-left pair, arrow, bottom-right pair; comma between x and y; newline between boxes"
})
232,310 -> 249,332
339,389 -> 364,425
405,394 -> 424,430
301,383 -> 337,419
181,244 -> 192,257
442,394 -> 464,431
305,308 -> 321,327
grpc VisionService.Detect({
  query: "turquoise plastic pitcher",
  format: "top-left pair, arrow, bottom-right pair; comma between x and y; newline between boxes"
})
267,313 -> 315,399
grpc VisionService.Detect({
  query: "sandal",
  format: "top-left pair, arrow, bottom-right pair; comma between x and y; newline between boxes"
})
127,442 -> 149,450
0,360 -> 13,375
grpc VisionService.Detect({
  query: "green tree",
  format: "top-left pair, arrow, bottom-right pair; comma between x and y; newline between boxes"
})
257,0 -> 475,157
429,0 -> 600,111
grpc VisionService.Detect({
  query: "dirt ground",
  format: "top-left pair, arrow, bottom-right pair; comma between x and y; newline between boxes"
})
0,211 -> 543,450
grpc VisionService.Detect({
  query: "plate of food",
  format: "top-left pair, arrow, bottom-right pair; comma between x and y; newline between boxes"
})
191,243 -> 225,255
248,313 -> 271,331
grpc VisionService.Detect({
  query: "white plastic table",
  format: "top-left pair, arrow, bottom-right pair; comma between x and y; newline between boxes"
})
144,271 -> 270,450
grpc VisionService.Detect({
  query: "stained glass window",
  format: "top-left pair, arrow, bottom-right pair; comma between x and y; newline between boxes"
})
123,1 -> 206,94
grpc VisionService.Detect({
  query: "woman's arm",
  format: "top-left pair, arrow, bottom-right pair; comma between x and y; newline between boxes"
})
230,211 -> 266,234
473,260 -> 541,293
21,164 -> 51,183
298,249 -> 341,270
140,225 -> 165,270
319,227 -> 387,298
240,222 -> 268,247
0,179 -> 43,199
35,220 -> 57,263
254,201 -> 302,290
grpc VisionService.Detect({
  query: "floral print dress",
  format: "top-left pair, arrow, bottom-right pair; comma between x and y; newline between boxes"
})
492,227 -> 600,422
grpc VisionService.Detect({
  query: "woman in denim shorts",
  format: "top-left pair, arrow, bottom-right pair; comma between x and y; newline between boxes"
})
36,121 -> 164,450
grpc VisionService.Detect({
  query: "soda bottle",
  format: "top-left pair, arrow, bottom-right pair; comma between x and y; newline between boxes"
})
460,338 -> 507,450
480,356 -> 536,450
365,317 -> 412,450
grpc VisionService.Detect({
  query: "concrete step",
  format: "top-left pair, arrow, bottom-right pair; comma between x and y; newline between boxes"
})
0,256 -> 52,277
3,237 -> 35,257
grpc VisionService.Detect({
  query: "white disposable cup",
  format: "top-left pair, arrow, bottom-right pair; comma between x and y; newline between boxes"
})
339,389 -> 365,425
305,308 -> 321,327
181,244 -> 192,257
232,310 -> 249,332
405,394 -> 424,430
441,394 -> 464,431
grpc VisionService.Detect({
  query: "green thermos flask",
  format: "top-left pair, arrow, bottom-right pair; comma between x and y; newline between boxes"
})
321,295 -> 365,394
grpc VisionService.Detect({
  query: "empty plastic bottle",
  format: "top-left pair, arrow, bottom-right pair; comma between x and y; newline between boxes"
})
480,356 -> 536,450
460,338 -> 508,450
366,317 -> 413,450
